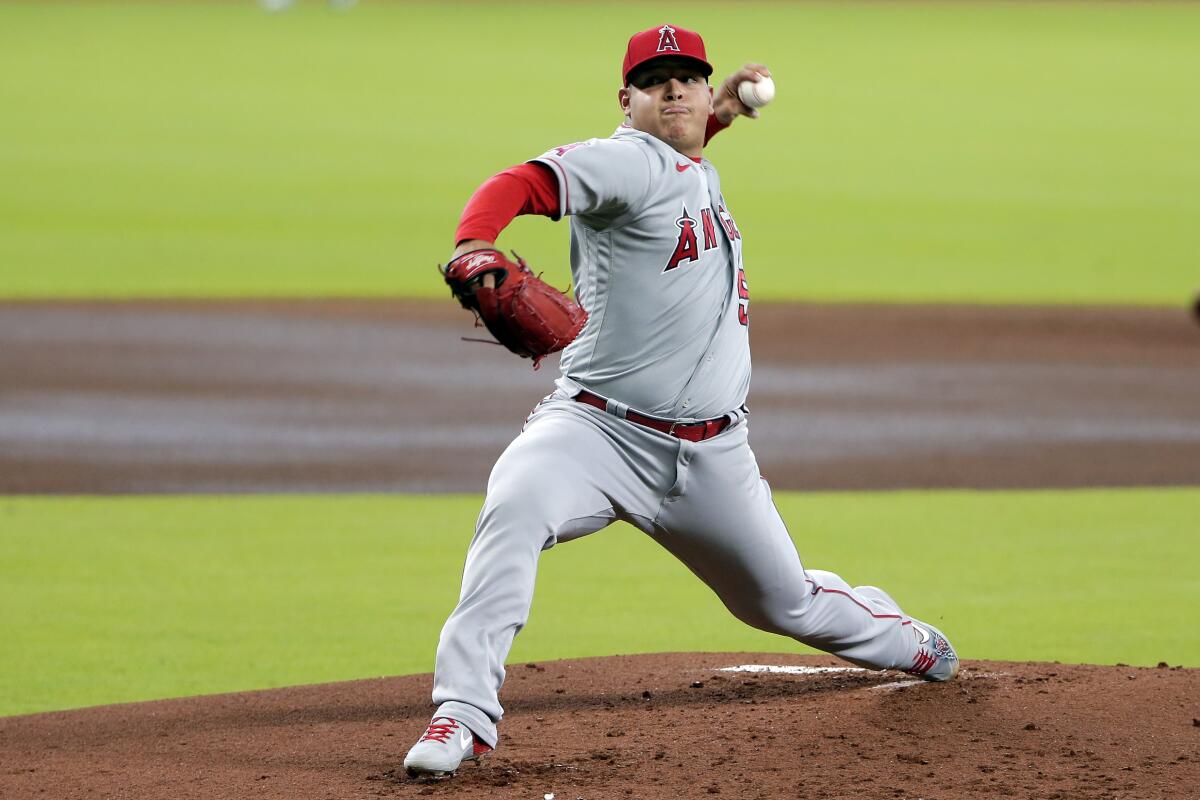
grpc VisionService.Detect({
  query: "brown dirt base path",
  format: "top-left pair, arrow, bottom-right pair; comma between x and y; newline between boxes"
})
2,653 -> 1196,800
2,301 -> 1199,492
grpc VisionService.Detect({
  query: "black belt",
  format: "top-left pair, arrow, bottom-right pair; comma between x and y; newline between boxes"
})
574,390 -> 731,442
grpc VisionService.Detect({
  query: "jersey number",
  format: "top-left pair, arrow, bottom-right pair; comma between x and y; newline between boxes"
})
737,267 -> 750,326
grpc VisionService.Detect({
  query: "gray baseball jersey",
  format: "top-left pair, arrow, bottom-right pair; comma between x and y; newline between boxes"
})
533,125 -> 751,420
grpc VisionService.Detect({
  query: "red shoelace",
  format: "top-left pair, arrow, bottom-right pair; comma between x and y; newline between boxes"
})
418,719 -> 460,743
906,649 -> 938,676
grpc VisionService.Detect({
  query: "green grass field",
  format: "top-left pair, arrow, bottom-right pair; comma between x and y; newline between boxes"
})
1,1 -> 1197,303
2,489 -> 1195,717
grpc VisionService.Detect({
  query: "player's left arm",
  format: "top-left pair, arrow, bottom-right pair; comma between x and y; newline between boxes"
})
706,62 -> 772,144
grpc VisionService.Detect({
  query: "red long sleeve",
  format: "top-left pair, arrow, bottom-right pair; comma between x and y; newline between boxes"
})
455,163 -> 560,246
704,113 -> 731,146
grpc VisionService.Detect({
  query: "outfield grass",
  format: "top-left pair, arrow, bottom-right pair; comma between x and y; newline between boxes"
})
1,489 -> 1194,717
1,2 -> 1197,303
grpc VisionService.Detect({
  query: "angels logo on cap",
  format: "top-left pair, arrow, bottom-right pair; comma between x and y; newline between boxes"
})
622,23 -> 713,84
656,25 -> 681,54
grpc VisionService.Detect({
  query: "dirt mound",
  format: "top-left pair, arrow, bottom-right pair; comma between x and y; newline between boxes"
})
2,653 -> 1195,799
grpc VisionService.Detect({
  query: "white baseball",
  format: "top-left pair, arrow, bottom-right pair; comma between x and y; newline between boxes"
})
737,75 -> 775,109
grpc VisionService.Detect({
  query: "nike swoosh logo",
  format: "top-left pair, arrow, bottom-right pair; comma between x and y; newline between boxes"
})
911,623 -> 931,645
675,162 -> 691,172
457,728 -> 471,751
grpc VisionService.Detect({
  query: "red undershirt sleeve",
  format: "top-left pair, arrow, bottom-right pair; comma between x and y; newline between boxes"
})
704,113 -> 731,146
454,162 -> 561,246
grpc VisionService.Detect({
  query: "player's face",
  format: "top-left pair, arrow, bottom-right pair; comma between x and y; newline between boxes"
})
619,58 -> 714,158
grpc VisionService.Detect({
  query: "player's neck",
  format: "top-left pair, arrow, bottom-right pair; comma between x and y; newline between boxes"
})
667,137 -> 703,160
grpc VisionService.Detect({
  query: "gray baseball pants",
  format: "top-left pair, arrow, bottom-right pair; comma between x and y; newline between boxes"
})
430,391 -> 923,748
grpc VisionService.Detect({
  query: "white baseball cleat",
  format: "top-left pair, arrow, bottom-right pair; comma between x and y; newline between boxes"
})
856,585 -> 960,682
403,716 -> 492,778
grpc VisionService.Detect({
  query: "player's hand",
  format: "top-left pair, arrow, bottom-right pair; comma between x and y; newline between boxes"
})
712,63 -> 771,124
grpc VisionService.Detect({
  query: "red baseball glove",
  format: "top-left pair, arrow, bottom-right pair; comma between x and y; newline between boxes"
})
441,248 -> 587,368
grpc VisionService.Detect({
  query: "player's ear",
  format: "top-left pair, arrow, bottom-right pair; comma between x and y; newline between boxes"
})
706,84 -> 715,115
618,86 -> 631,116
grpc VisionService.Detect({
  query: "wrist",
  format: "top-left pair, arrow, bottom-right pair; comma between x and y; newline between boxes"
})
452,239 -> 495,260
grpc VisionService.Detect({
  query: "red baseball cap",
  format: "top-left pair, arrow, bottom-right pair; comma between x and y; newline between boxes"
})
622,24 -> 713,85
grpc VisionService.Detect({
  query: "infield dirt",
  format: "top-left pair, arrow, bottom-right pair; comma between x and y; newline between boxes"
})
2,653 -> 1197,800
2,300 -> 1198,493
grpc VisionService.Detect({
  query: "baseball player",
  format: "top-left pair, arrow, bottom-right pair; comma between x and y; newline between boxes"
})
404,23 -> 959,779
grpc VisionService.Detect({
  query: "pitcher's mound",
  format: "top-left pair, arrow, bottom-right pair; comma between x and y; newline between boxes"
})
1,653 -> 1196,799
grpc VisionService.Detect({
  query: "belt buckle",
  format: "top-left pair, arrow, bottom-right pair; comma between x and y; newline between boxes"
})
667,421 -> 679,437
